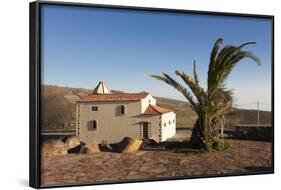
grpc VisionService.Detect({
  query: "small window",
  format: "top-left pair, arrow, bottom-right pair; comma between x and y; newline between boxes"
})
169,120 -> 171,125
164,122 -> 166,127
120,105 -> 125,115
173,119 -> 175,123
88,120 -> 97,131
91,106 -> 98,111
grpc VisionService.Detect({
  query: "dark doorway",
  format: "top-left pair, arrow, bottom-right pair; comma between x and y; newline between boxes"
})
143,122 -> 149,139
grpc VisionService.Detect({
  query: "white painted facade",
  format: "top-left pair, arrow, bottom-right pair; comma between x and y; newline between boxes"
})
76,82 -> 176,144
161,112 -> 176,141
140,94 -> 156,113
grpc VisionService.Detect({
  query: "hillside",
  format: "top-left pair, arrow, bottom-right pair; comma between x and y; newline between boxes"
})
41,85 -> 86,131
155,97 -> 197,128
41,85 -> 271,131
228,109 -> 272,125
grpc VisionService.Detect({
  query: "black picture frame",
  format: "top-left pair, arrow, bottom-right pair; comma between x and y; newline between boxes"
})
29,1 -> 274,188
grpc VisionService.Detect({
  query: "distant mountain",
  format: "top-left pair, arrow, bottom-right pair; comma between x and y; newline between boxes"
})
227,108 -> 271,125
41,85 -> 271,131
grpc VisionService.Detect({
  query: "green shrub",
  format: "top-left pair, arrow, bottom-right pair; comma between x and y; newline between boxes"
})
212,139 -> 232,151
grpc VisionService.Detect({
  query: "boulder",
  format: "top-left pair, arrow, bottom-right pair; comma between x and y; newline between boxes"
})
99,144 -> 113,152
41,139 -> 67,158
142,138 -> 158,146
67,144 -> 87,154
117,137 -> 144,153
63,136 -> 81,149
86,141 -> 100,153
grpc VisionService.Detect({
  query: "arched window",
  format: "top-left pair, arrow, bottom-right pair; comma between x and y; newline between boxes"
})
92,120 -> 97,129
88,120 -> 97,131
120,105 -> 125,115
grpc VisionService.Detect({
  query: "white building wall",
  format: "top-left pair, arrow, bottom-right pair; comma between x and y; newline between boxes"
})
139,115 -> 161,142
77,101 -> 144,144
76,95 -> 175,144
160,112 -> 176,141
140,94 -> 156,113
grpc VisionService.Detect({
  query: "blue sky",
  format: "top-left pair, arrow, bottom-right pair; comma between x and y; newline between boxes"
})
41,5 -> 272,110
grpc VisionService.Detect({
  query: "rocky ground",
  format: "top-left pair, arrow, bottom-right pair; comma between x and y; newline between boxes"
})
41,139 -> 272,186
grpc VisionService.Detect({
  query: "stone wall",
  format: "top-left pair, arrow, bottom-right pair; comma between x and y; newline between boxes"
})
231,125 -> 272,141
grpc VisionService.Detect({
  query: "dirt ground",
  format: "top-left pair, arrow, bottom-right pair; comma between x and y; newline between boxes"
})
166,129 -> 192,142
41,139 -> 272,186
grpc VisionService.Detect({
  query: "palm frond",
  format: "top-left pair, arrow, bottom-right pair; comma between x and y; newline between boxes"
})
207,40 -> 261,96
238,41 -> 256,49
208,87 -> 233,114
210,38 -> 223,66
193,60 -> 199,85
150,73 -> 199,113
175,70 -> 205,105
208,38 -> 223,88
221,42 -> 259,67
208,46 -> 237,94
217,50 -> 261,85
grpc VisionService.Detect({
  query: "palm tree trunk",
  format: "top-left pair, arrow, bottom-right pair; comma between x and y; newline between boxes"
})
189,115 -> 213,150
189,118 -> 205,148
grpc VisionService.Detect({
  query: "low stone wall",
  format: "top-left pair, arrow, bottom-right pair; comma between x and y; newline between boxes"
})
232,125 -> 272,141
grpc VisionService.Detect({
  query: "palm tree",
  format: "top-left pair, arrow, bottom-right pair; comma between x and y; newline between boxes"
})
151,38 -> 260,150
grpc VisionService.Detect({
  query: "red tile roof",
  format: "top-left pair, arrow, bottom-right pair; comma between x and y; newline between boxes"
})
143,104 -> 173,115
77,93 -> 149,103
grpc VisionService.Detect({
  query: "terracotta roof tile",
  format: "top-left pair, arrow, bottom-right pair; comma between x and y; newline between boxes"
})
143,104 -> 173,115
77,93 -> 149,103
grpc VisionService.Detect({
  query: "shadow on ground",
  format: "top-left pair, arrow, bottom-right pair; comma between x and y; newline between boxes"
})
244,166 -> 273,172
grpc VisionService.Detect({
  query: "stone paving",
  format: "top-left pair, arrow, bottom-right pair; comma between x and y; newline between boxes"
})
41,140 -> 272,186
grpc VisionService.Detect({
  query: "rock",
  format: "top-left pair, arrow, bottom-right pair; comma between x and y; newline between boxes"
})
86,141 -> 100,153
67,144 -> 87,154
42,139 -> 67,158
99,144 -> 113,152
142,138 -> 158,146
117,137 -> 144,153
63,136 -> 81,149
